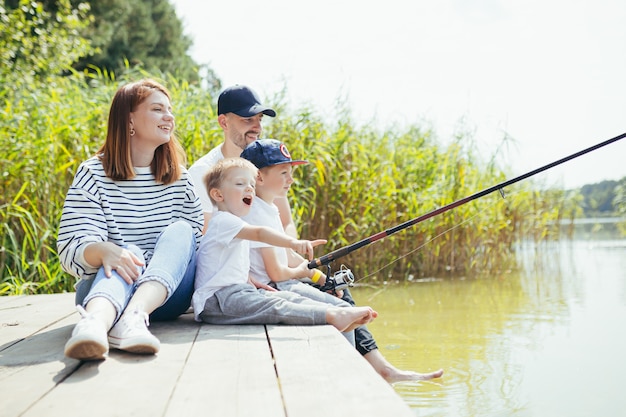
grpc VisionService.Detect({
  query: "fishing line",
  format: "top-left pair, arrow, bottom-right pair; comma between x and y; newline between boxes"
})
349,181 -> 582,285
354,206 -> 484,283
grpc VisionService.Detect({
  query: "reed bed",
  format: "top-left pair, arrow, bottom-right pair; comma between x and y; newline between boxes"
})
0,72 -> 575,294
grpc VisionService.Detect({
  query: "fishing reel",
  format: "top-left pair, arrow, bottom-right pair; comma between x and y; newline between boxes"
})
318,264 -> 355,294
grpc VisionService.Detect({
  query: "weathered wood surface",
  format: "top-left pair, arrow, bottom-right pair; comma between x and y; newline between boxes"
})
0,293 -> 414,417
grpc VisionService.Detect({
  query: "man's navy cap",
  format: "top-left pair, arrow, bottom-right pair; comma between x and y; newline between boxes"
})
217,85 -> 276,117
241,139 -> 308,169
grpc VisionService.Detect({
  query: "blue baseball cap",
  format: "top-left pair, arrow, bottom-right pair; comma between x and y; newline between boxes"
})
217,85 -> 276,117
241,139 -> 308,169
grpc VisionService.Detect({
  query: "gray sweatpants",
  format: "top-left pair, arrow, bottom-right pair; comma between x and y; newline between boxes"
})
276,279 -> 350,307
199,283 -> 333,325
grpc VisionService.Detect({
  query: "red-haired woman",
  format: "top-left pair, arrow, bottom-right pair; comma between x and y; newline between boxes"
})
57,79 -> 203,361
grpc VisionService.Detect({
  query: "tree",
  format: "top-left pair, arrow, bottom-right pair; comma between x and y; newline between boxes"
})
2,0 -> 218,85
580,179 -> 619,216
614,177 -> 626,216
71,0 -> 201,82
0,0 -> 93,83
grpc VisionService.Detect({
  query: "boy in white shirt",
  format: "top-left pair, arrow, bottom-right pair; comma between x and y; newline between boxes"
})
192,157 -> 378,332
240,139 -> 348,305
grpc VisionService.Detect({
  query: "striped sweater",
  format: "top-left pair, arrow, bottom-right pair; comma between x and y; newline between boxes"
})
57,156 -> 204,281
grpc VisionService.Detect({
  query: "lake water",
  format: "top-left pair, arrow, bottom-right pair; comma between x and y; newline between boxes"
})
350,220 -> 626,417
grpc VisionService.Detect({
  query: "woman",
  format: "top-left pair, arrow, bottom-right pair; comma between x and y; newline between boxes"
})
57,79 -> 203,361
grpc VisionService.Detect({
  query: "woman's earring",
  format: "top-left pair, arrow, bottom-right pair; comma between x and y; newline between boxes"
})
130,127 -> 136,136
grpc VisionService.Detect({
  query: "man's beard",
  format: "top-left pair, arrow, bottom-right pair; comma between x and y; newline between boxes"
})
236,132 -> 258,150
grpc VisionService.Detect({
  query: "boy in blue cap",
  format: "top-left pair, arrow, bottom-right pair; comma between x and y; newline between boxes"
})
241,139 -> 340,300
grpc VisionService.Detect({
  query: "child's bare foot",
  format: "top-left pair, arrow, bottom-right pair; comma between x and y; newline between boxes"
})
384,367 -> 444,383
363,349 -> 444,383
326,307 -> 378,332
343,307 -> 378,332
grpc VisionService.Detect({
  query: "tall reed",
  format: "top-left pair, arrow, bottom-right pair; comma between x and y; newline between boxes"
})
0,72 -> 575,294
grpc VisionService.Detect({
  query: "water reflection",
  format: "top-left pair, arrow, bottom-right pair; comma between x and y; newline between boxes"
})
351,221 -> 626,417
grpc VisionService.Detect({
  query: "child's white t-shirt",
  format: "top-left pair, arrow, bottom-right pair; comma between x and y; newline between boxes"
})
243,198 -> 289,285
192,211 -> 249,321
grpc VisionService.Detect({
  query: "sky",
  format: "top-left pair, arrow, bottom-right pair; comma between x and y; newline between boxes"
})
170,0 -> 626,188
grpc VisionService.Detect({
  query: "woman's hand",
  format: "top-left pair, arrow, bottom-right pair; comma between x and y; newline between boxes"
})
85,242 -> 145,284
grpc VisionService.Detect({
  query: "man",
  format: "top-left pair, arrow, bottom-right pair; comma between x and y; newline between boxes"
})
189,85 -> 295,236
189,85 -> 443,382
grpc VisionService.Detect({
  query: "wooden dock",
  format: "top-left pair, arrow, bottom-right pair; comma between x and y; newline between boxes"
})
0,293 -> 414,417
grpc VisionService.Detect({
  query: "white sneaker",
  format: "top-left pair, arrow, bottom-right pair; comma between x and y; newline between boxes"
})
64,305 -> 109,361
107,307 -> 160,354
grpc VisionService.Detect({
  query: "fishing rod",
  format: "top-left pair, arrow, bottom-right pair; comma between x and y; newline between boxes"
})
309,131 -> 626,269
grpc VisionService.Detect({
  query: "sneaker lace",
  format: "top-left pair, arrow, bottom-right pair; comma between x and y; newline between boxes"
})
76,304 -> 91,319
129,307 -> 150,329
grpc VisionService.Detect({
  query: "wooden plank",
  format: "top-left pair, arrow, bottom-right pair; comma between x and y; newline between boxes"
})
268,325 -> 415,417
0,293 -> 76,350
0,314 -> 81,417
165,323 -> 285,417
0,294 -> 24,306
0,295 -> 416,417
20,314 -> 201,417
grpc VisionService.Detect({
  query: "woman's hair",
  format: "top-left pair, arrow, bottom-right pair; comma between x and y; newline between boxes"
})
98,79 -> 185,184
204,157 -> 258,205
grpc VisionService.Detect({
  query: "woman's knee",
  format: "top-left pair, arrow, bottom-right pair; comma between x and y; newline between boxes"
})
164,220 -> 194,239
158,221 -> 196,254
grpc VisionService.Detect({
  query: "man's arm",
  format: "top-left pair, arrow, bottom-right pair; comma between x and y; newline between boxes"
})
275,196 -> 298,238
202,212 -> 212,235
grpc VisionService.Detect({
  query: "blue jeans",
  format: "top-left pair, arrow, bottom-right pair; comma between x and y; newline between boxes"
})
75,221 -> 197,322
